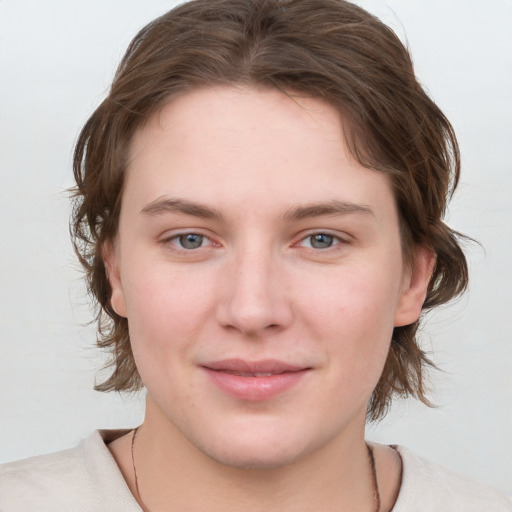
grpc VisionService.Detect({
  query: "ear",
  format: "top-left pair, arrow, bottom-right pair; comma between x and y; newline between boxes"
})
394,246 -> 436,327
103,241 -> 127,318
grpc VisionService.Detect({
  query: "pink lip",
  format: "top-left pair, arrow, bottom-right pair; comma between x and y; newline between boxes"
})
201,359 -> 310,401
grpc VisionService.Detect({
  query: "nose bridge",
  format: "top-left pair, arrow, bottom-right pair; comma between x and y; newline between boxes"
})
217,238 -> 291,335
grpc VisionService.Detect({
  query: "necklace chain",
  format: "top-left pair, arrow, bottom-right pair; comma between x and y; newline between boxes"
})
367,443 -> 381,512
131,427 -> 146,511
131,427 -> 380,512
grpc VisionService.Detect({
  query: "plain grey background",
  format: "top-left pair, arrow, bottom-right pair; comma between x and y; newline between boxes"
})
1,0 -> 511,492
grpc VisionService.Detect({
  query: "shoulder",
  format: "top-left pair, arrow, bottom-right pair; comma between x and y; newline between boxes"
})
0,430 -> 141,512
393,446 -> 512,512
0,440 -> 88,510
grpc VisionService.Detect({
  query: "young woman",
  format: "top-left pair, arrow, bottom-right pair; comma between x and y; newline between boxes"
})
2,1 -> 510,510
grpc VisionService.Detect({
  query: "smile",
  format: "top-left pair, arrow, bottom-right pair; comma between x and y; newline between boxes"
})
201,359 -> 311,401
222,371 -> 279,377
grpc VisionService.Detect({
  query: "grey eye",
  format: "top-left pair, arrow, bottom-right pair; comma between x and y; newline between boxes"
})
178,233 -> 204,249
309,233 -> 334,249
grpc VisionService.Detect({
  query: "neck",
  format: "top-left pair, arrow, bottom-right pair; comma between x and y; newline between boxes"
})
131,404 -> 377,512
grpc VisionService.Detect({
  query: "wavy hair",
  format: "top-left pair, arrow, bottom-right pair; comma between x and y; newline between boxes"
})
71,0 -> 468,421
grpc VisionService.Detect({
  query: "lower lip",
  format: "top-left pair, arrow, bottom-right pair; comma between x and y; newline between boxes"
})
202,368 -> 309,401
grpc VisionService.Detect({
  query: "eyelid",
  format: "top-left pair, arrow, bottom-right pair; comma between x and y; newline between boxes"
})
299,229 -> 351,241
161,229 -> 220,250
159,228 -> 351,252
295,229 -> 352,249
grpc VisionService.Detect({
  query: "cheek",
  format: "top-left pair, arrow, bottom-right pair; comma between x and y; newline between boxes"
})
122,264 -> 216,354
307,262 -> 401,332
302,262 -> 401,374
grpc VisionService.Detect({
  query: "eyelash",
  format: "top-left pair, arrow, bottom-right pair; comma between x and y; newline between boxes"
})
163,232 -> 216,252
162,231 -> 350,253
297,232 -> 348,250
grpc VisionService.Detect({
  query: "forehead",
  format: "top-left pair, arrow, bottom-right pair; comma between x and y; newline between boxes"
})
124,86 -> 396,223
130,86 -> 348,166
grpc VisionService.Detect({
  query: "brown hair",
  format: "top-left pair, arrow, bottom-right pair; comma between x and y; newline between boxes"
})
71,0 -> 468,421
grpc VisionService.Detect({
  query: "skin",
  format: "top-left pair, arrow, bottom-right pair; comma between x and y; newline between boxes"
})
106,86 -> 433,511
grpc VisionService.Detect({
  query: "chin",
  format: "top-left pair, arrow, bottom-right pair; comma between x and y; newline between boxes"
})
190,421 -> 319,471
206,443 -> 305,471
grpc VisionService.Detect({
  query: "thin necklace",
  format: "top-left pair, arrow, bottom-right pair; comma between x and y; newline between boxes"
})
131,427 -> 148,512
131,427 -> 381,512
367,443 -> 381,512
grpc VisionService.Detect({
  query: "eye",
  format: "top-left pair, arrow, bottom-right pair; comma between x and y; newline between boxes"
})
173,233 -> 208,250
302,233 -> 338,249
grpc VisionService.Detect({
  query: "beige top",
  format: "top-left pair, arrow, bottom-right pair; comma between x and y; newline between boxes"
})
1,430 -> 511,512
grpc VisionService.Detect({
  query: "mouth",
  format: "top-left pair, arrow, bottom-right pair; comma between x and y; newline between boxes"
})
201,359 -> 311,401
221,371 -> 282,377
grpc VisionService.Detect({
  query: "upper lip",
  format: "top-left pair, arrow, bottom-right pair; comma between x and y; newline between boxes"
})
201,359 -> 308,375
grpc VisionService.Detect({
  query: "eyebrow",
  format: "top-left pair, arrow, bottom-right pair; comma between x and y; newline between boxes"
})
140,197 -> 374,221
141,197 -> 223,220
283,200 -> 374,221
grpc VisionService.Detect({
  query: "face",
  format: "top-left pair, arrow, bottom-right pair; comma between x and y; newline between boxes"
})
107,86 -> 431,469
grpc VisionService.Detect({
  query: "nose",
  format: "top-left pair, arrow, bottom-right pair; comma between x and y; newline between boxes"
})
215,245 -> 293,337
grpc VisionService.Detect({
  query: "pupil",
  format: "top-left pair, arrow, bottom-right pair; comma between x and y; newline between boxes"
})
180,234 -> 203,249
311,234 -> 333,249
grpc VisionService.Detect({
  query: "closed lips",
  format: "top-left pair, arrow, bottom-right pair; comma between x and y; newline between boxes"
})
201,359 -> 309,374
221,371 -> 282,377
201,359 -> 311,400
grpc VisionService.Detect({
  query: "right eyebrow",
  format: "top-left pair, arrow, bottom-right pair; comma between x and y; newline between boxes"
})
140,197 -> 223,220
283,200 -> 375,221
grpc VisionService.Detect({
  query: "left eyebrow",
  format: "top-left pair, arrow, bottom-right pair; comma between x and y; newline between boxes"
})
140,197 -> 223,220
283,200 -> 375,221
